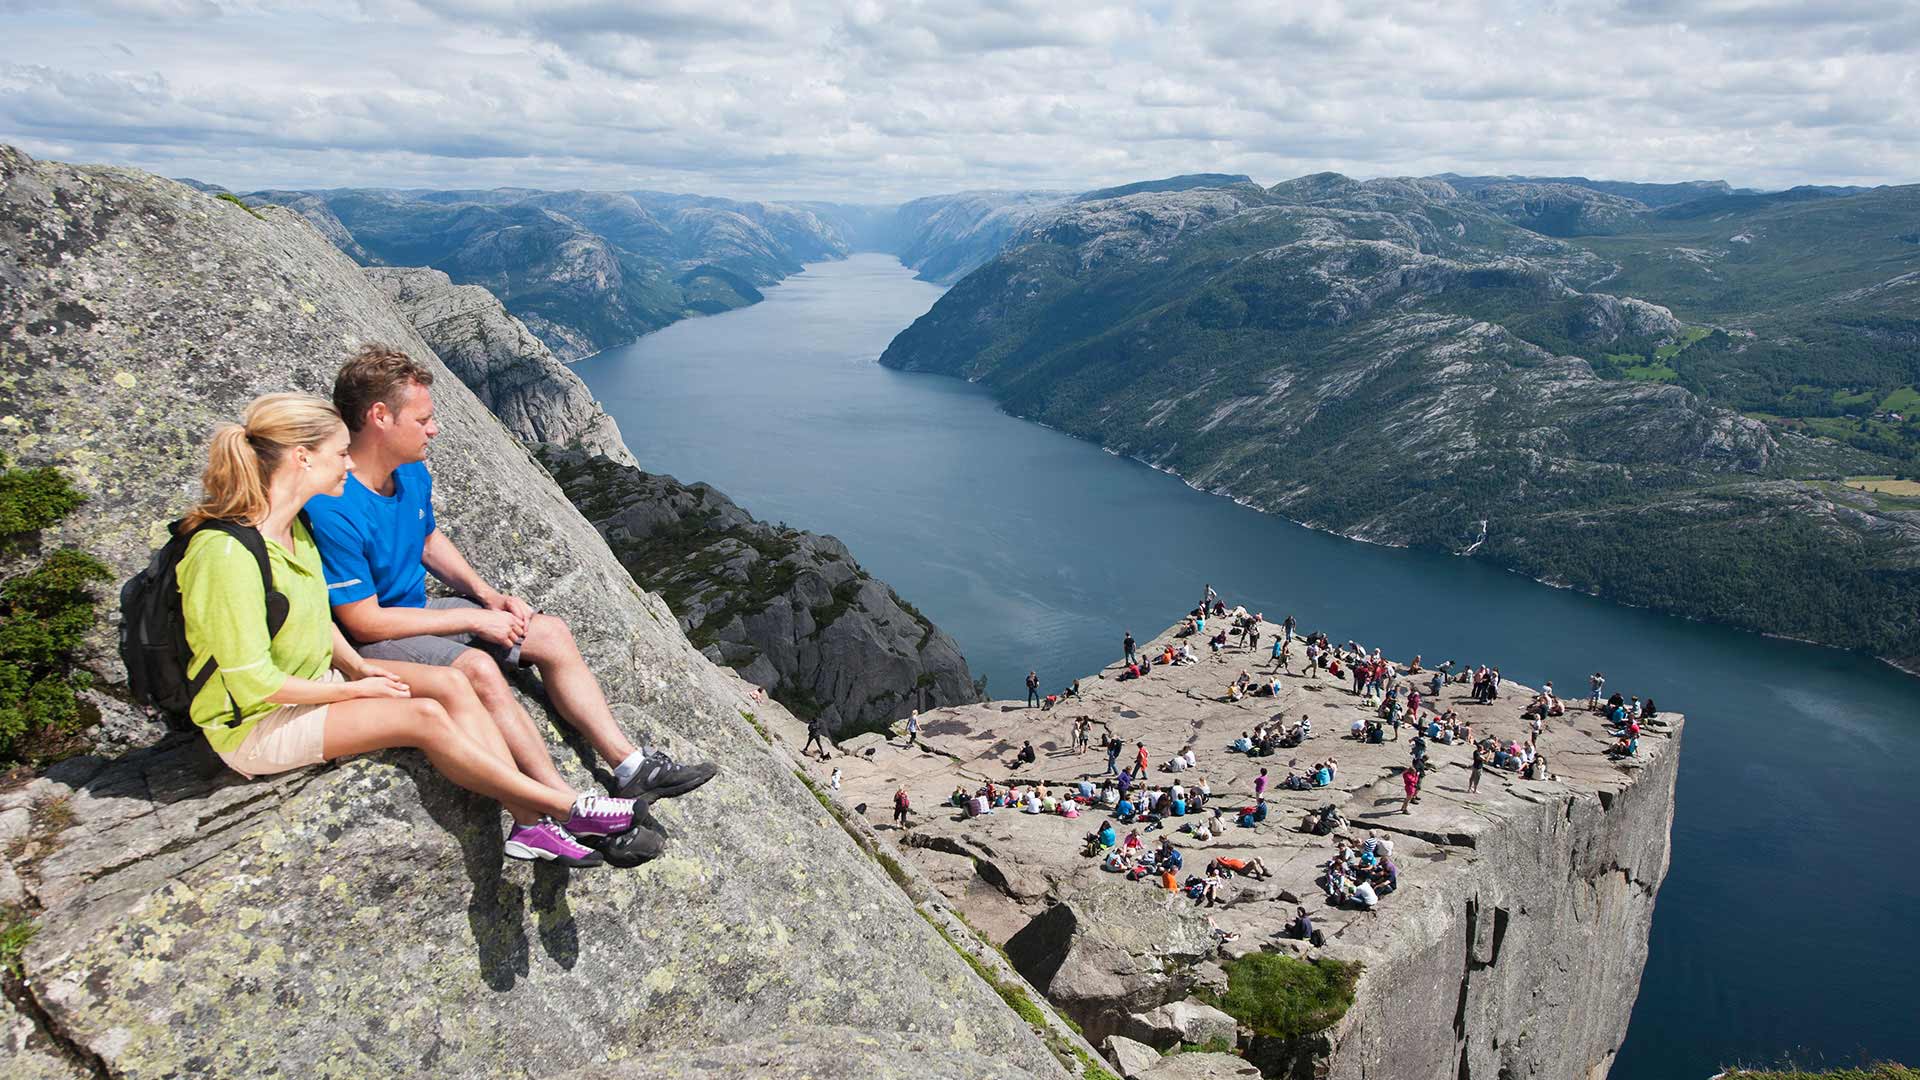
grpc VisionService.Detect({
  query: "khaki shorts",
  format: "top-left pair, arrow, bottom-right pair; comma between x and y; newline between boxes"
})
217,669 -> 342,779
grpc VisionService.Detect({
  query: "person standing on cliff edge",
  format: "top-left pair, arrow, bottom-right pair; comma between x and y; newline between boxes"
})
1123,631 -> 1137,666
1027,670 -> 1041,708
307,346 -> 716,816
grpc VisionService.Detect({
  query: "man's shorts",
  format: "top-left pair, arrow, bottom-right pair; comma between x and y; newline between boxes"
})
355,596 -> 525,669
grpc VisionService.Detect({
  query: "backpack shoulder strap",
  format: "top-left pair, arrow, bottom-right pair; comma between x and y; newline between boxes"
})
196,519 -> 273,593
190,519 -> 287,726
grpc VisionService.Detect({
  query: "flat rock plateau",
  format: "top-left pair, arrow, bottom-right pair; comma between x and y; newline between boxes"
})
779,615 -> 1682,1079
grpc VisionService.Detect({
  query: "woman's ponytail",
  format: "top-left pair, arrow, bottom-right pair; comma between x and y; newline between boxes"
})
182,393 -> 341,531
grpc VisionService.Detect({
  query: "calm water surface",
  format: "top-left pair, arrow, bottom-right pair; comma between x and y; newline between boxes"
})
576,254 -> 1920,1079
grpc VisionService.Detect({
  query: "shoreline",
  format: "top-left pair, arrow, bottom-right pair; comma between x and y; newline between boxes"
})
981,399 -> 1920,680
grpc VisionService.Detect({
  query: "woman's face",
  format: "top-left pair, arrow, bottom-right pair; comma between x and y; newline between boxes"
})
307,424 -> 355,497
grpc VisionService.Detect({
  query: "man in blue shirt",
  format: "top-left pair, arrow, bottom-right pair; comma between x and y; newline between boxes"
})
309,346 -> 714,818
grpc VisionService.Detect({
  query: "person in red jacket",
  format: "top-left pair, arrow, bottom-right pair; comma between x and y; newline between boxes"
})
1401,765 -> 1421,814
893,786 -> 911,829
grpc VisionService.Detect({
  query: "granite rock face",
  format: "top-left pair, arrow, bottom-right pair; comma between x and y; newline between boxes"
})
0,145 -> 1069,1079
535,448 -> 979,736
367,265 -> 635,466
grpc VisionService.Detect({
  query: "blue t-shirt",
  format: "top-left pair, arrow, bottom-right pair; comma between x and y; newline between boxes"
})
306,462 -> 437,610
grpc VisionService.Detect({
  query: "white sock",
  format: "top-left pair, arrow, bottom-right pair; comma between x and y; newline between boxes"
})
614,748 -> 649,788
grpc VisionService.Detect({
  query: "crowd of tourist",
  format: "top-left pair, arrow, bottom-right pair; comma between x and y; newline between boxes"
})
865,585 -> 1671,943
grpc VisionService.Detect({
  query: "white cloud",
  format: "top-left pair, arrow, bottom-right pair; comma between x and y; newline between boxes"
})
0,0 -> 1914,199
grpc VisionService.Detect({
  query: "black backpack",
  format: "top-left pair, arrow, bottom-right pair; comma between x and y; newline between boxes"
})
118,516 -> 299,731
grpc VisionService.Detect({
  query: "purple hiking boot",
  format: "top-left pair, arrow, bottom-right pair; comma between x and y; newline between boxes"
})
504,819 -> 604,868
564,794 -> 637,838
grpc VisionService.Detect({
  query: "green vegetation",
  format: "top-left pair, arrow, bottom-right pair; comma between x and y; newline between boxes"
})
215,192 -> 265,220
1728,1060 -> 1920,1068
1198,953 -> 1360,1042
1,465 -> 110,767
0,909 -> 38,975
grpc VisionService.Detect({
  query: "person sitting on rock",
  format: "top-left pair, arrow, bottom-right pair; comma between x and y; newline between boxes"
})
306,346 -> 714,812
1154,838 -> 1184,875
175,393 -> 642,869
1199,867 -> 1225,906
1014,740 -> 1037,767
1349,876 -> 1379,910
1115,795 -> 1137,822
1096,820 -> 1118,849
1369,858 -> 1399,896
1284,906 -> 1315,941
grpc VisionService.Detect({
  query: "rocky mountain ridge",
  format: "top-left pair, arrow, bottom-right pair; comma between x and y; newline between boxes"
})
880,174 -> 1920,668
0,144 -> 1077,1079
367,266 -> 635,465
536,448 -> 980,736
243,185 -> 855,361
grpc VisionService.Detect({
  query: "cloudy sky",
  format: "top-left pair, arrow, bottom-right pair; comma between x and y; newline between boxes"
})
2,0 -> 1916,201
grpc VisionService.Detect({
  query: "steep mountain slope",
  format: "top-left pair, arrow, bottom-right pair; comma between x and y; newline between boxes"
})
889,189 -> 1076,283
0,144 -> 1081,1079
365,266 -> 635,464
882,176 -> 1920,666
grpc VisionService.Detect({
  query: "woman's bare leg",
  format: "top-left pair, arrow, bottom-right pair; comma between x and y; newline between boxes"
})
377,661 -> 574,825
322,696 -> 573,820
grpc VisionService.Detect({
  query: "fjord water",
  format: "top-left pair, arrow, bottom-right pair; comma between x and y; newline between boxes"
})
576,254 -> 1920,1078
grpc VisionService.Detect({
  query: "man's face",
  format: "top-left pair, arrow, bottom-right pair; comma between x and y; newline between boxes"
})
376,381 -> 438,462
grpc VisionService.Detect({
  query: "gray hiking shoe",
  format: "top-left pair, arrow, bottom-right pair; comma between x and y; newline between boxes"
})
616,750 -> 716,802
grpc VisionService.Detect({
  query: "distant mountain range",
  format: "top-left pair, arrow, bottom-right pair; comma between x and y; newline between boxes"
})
879,173 -> 1920,668
194,167 -> 1920,663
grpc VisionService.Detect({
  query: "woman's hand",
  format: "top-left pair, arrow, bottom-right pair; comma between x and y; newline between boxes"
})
355,659 -> 405,684
345,672 -> 410,699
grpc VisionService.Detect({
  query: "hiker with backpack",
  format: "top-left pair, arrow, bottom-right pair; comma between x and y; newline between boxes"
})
305,347 -> 714,831
147,393 -> 640,868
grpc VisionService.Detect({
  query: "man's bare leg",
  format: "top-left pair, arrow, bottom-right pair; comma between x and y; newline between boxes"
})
518,614 -> 640,768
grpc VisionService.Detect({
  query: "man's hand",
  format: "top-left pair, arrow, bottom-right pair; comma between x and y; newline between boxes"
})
482,590 -> 536,625
469,607 -> 526,647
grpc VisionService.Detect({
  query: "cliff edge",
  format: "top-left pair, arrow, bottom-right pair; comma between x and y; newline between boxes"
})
788,615 -> 1682,1079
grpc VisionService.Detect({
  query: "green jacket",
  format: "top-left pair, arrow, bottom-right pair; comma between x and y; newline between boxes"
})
177,517 -> 334,752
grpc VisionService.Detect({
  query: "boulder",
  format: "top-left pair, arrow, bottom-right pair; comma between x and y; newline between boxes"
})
1102,1034 -> 1162,1080
1129,998 -> 1240,1051
1004,884 -> 1217,1043
0,144 -> 1066,1079
1138,1051 -> 1262,1080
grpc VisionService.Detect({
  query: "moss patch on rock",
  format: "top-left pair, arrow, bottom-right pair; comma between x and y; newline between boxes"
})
1201,952 -> 1360,1042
